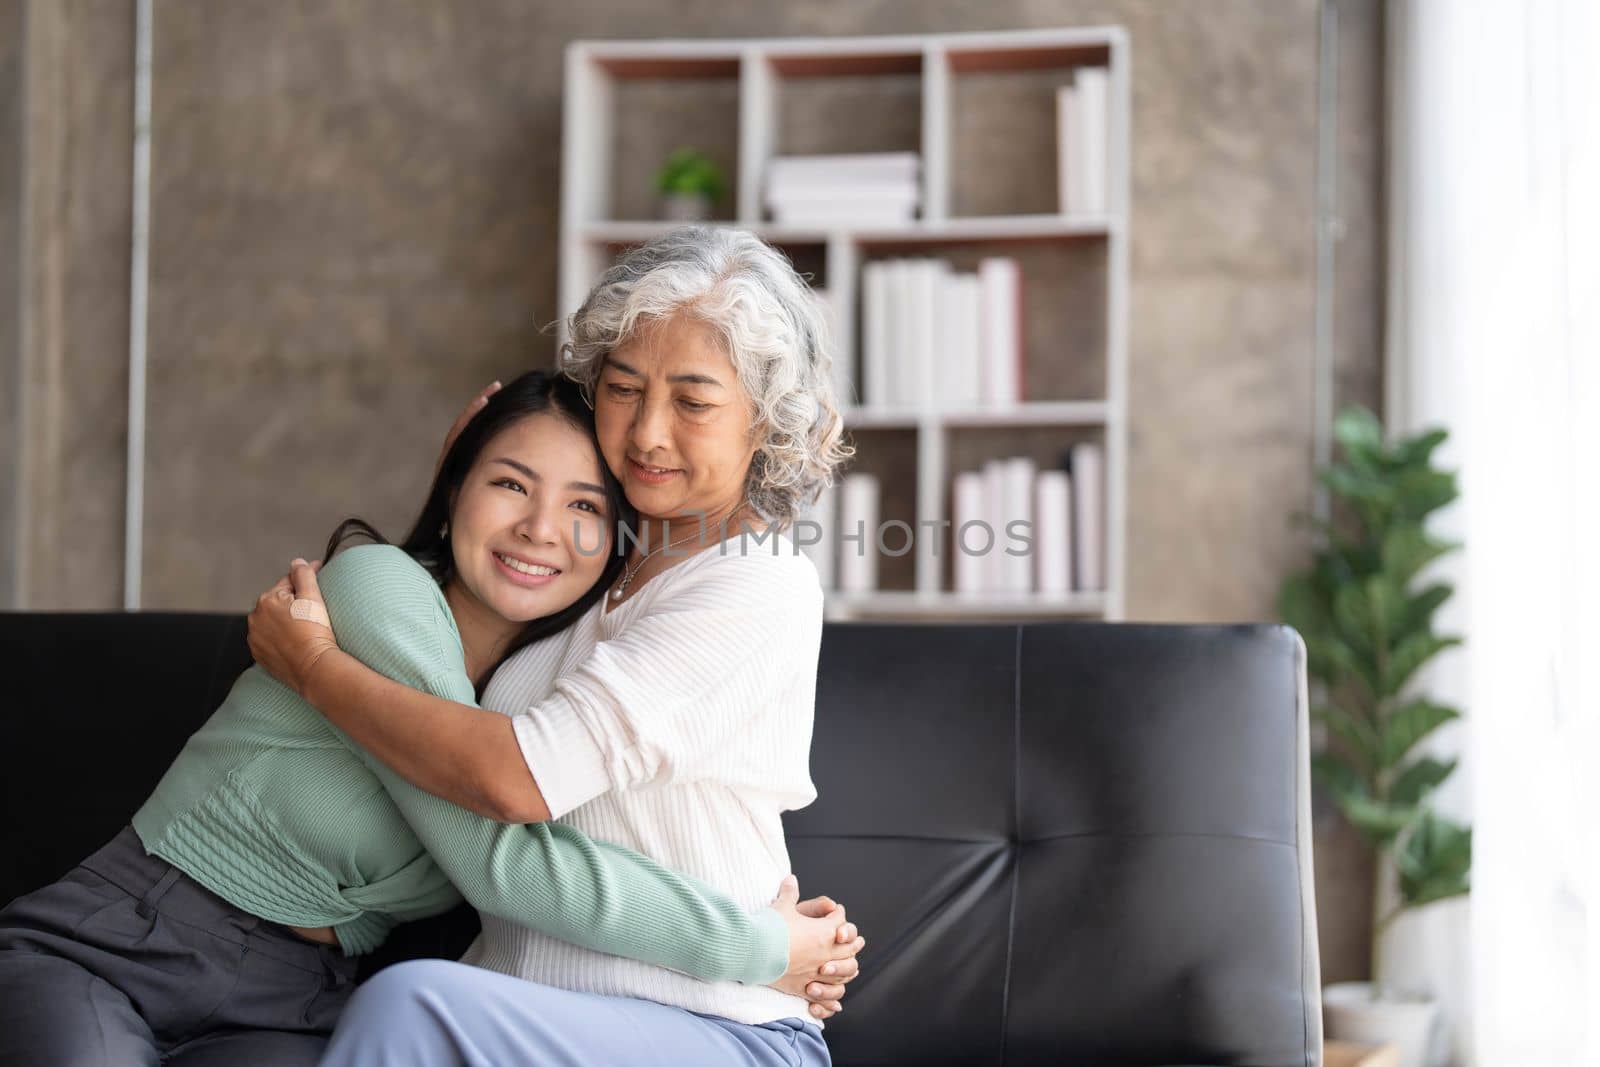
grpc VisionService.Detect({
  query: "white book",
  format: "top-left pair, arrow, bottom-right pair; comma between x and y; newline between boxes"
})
768,171 -> 919,189
882,259 -> 912,409
981,459 -> 1007,594
768,195 -> 919,217
1056,84 -> 1081,215
837,473 -> 880,594
768,151 -> 920,182
807,286 -> 853,409
933,263 -> 961,412
951,472 -> 987,595
907,260 -> 939,411
766,180 -> 920,206
861,262 -> 890,410
772,204 -> 917,227
1076,68 -> 1109,216
799,483 -> 839,591
1069,442 -> 1104,591
1002,457 -> 1037,593
1034,470 -> 1074,595
978,258 -> 1022,408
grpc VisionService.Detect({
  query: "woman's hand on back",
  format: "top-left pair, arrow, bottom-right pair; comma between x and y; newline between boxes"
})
247,558 -> 338,697
767,875 -> 865,1021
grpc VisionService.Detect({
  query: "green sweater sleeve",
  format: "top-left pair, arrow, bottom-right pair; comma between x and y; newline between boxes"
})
317,545 -> 790,985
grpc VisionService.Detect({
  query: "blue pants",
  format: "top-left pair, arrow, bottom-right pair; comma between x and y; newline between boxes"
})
319,959 -> 830,1066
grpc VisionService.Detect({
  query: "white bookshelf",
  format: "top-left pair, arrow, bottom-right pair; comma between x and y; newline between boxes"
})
559,27 -> 1130,623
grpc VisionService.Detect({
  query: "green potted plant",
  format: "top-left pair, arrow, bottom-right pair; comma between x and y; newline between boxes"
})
1278,405 -> 1473,1067
655,148 -> 726,222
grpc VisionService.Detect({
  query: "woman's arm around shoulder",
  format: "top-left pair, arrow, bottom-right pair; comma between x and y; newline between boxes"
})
249,552 -> 548,823
312,544 -> 464,685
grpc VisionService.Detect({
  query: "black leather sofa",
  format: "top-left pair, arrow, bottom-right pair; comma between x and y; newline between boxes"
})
0,613 -> 1321,1066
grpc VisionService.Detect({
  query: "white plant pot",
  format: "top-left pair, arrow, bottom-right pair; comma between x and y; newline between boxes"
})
1323,981 -> 1439,1067
659,192 -> 713,221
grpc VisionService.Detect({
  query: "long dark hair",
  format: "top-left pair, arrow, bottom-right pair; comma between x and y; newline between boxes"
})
323,370 -> 634,692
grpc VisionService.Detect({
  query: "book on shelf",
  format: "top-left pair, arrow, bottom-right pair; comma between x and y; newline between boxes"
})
980,460 -> 1005,593
1001,457 -> 1036,594
978,459 -> 1035,595
1034,469 -> 1074,595
857,256 -> 1019,411
880,260 -> 911,409
774,203 -> 918,227
768,151 -> 920,183
1057,84 -> 1082,215
978,258 -> 1023,408
1056,67 -> 1110,217
807,286 -> 856,408
1067,441 -> 1104,592
798,482 -> 839,591
952,471 -> 986,595
765,152 -> 921,226
861,264 -> 891,410
906,260 -> 938,410
836,473 -> 880,594
937,270 -> 984,414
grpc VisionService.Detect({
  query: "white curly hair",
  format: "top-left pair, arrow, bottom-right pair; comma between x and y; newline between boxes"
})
557,225 -> 854,527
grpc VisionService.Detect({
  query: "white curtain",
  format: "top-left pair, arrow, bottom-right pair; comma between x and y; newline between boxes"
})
1383,1 -> 1598,1065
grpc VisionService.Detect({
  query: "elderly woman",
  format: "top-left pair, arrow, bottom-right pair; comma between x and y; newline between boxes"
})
247,226 -> 858,1065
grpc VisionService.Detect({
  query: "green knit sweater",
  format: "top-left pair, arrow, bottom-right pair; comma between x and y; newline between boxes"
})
131,543 -> 789,984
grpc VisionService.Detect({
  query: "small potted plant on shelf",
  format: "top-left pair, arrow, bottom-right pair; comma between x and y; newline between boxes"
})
1279,405 -> 1473,1067
655,148 -> 725,222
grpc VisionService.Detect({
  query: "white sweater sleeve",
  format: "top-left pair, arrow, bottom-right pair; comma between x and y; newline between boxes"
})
510,548 -> 823,820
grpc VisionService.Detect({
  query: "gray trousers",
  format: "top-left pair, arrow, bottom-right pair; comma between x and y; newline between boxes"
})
0,826 -> 359,1066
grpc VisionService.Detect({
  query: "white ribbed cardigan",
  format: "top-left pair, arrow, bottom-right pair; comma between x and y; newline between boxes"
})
462,530 -> 825,1027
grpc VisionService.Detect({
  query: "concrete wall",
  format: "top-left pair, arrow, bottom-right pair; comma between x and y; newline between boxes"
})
0,0 -> 22,607
6,0 -> 133,609
3,0 -> 1385,985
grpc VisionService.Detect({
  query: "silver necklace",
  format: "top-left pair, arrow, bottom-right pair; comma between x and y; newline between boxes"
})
611,524 -> 711,602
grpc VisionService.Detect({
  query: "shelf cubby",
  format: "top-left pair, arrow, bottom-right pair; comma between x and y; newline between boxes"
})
769,54 -> 922,160
591,57 -> 743,223
853,235 -> 1108,404
941,423 -> 1108,597
835,426 -> 920,593
743,46 -> 926,225
942,42 -> 1113,219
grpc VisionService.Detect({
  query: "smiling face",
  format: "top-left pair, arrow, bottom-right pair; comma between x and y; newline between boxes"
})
443,412 -> 614,626
594,312 -> 761,524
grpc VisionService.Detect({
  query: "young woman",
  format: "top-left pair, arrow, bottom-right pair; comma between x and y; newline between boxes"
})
248,226 -> 860,1065
0,371 -> 859,1067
